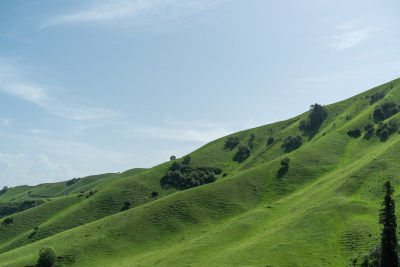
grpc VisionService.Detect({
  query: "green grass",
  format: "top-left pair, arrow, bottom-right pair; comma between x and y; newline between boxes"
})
0,78 -> 400,266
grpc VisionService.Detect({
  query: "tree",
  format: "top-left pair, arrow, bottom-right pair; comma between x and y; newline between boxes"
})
379,181 -> 398,267
225,136 -> 240,149
170,155 -> 176,161
182,155 -> 191,165
280,157 -> 290,167
37,247 -> 56,267
299,103 -> 328,131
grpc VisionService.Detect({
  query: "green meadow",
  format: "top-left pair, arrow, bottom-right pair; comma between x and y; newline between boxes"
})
1,78 -> 400,266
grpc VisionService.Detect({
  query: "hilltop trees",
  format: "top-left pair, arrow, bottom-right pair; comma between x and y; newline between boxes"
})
170,155 -> 176,161
225,136 -> 240,149
299,103 -> 328,131
379,181 -> 398,267
374,101 -> 399,122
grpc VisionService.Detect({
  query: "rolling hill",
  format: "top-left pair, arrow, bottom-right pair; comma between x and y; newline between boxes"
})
1,78 -> 400,266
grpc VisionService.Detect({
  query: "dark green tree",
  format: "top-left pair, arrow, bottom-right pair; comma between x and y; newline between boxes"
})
182,155 -> 191,165
170,155 -> 176,161
37,247 -> 56,267
379,181 -> 398,267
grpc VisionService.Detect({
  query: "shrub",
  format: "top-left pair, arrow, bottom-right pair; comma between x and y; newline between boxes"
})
225,136 -> 240,149
248,133 -> 255,149
370,91 -> 385,104
34,226 -> 39,231
364,122 -> 374,132
347,127 -> 361,138
223,173 -> 227,177
2,217 -> 13,225
182,155 -> 191,165
234,144 -> 251,162
37,247 -> 56,267
170,155 -> 176,161
283,135 -> 303,151
280,157 -> 290,167
374,101 -> 399,121
299,103 -> 328,131
380,129 -> 389,139
388,119 -> 398,133
66,178 -> 79,186
121,201 -> 132,211
267,137 -> 274,145
151,191 -> 159,198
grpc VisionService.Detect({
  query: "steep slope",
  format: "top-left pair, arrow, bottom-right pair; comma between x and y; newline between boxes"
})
0,78 -> 399,266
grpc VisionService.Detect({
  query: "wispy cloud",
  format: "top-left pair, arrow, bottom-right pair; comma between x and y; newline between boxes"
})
0,61 -> 116,120
39,0 -> 228,30
0,151 -> 81,186
331,22 -> 375,51
121,119 -> 235,143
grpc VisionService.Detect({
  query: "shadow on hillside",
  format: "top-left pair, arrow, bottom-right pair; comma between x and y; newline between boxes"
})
276,166 -> 289,179
301,126 -> 320,141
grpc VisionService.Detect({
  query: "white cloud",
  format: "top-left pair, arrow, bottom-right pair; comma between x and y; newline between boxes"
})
0,61 -> 116,120
0,152 -> 81,187
39,0 -> 228,30
331,24 -> 374,51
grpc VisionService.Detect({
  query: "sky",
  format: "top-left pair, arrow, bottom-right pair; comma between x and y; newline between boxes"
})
0,0 -> 400,187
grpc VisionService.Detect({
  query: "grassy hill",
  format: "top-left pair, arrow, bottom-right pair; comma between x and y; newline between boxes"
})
1,78 -> 400,266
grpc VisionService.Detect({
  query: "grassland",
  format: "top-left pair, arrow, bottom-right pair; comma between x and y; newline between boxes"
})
1,78 -> 400,266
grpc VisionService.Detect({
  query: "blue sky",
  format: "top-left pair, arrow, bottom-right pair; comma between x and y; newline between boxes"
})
0,0 -> 399,187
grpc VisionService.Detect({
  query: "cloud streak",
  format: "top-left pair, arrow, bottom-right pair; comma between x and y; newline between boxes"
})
0,61 -> 116,120
39,0 -> 228,30
331,23 -> 374,51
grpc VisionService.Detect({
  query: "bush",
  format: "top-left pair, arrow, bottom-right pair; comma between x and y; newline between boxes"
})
267,137 -> 274,145
280,157 -> 290,167
299,103 -> 328,131
283,135 -> 303,151
170,155 -> 176,161
182,155 -> 191,165
364,122 -> 374,133
121,200 -> 132,211
248,133 -> 255,149
66,178 -> 79,186
37,247 -> 56,267
388,119 -> 398,133
347,127 -> 361,138
2,217 -> 13,225
225,136 -> 240,149
151,191 -> 159,198
234,144 -> 251,162
370,91 -> 385,104
374,101 -> 399,121
380,128 -> 389,139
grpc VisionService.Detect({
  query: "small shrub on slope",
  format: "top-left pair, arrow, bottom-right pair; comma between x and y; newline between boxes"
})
37,247 -> 56,267
299,103 -> 328,131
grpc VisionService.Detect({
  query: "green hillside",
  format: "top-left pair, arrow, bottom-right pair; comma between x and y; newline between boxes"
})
1,78 -> 400,266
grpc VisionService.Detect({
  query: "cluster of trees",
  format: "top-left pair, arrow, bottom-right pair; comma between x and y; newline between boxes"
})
376,120 -> 398,140
66,178 -> 80,186
0,200 -> 45,219
161,162 -> 221,190
283,135 -> 303,151
225,136 -> 240,149
373,101 -> 399,122
299,103 -> 328,131
370,91 -> 385,104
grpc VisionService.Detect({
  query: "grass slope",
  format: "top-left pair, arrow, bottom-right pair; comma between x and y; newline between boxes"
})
1,78 -> 400,266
